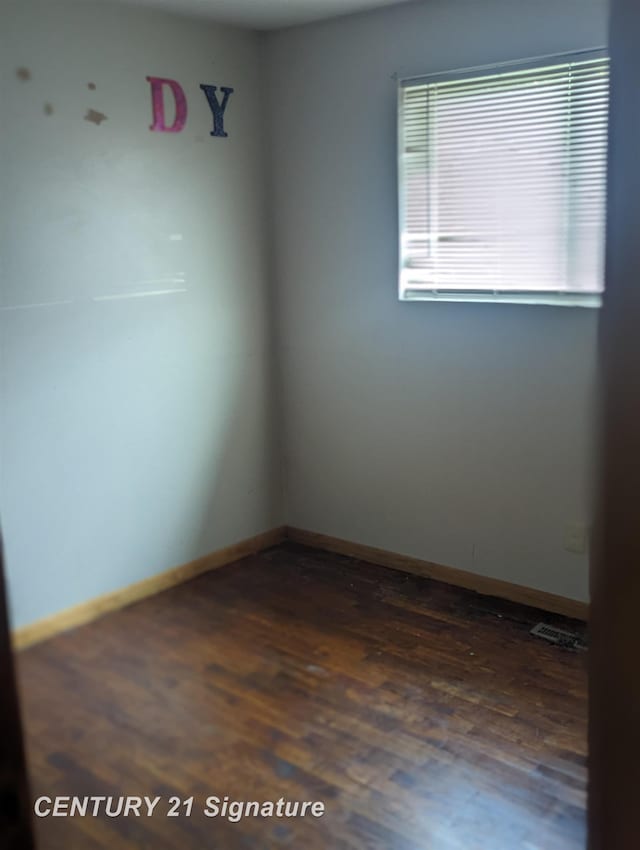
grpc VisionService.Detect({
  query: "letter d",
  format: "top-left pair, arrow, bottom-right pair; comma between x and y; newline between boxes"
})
146,76 -> 187,133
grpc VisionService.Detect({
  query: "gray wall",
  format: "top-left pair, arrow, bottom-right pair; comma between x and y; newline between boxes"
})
266,0 -> 608,601
0,0 -> 283,628
1,0 -> 606,629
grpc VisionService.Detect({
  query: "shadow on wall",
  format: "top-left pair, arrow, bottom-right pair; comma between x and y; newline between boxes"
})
0,285 -> 277,629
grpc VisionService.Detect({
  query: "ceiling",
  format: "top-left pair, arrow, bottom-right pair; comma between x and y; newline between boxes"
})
102,0 -> 414,30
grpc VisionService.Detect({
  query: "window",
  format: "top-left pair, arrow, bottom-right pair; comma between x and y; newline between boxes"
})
398,51 -> 609,306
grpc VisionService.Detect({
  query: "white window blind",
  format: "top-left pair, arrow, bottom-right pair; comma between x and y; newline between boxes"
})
398,52 -> 609,306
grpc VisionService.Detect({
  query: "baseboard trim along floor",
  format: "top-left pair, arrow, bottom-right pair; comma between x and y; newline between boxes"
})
287,527 -> 589,622
12,526 -> 287,650
12,524 -> 587,649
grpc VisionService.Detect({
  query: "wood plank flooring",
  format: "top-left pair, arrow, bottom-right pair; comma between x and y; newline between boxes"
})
16,542 -> 587,850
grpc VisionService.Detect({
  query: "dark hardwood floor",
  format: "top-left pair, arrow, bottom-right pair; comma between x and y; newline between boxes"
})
16,542 -> 587,850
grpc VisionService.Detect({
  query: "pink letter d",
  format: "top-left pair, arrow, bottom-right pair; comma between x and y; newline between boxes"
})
146,76 -> 187,133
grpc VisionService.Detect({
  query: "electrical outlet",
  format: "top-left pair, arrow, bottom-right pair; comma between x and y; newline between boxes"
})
564,522 -> 588,554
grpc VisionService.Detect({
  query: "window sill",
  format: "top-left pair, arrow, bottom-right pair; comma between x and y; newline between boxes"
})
399,290 -> 602,308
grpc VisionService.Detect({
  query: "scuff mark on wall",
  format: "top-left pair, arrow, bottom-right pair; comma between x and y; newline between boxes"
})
44,103 -> 54,116
16,67 -> 31,81
88,82 -> 96,90
84,108 -> 107,126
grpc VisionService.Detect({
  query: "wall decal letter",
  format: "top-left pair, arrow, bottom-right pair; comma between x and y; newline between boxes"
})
146,76 -> 187,133
199,85 -> 234,137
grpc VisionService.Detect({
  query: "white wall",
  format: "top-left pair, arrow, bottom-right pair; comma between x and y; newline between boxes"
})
0,0 -> 606,628
0,0 -> 282,628
266,0 -> 608,602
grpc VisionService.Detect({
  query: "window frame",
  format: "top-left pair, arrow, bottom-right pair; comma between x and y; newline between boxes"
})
397,48 -> 610,308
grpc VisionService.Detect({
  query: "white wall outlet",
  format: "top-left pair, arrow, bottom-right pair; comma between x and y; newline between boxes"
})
564,522 -> 588,555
